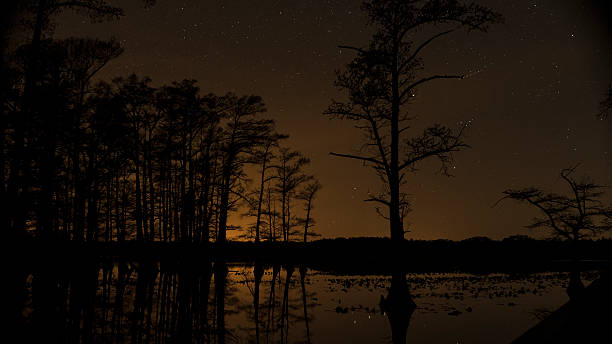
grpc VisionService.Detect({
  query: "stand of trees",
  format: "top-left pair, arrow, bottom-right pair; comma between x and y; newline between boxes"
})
1,3 -> 321,245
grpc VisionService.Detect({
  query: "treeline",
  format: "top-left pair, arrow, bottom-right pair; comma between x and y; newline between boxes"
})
14,236 -> 612,274
2,7 -> 320,245
305,236 -> 612,273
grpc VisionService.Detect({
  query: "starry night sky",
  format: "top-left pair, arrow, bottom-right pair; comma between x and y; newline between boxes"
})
52,0 -> 611,240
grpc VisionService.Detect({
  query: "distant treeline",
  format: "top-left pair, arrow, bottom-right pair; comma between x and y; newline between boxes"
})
307,236 -> 612,273
14,236 -> 612,273
2,35 -> 320,245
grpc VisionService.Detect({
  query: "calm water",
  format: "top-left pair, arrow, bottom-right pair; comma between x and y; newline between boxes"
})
15,261 -> 595,343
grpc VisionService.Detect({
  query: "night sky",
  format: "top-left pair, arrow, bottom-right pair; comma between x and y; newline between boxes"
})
53,0 -> 611,240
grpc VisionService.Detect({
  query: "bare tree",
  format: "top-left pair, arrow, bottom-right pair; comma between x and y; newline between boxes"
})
500,166 -> 612,243
297,180 -> 322,243
500,166 -> 611,299
248,134 -> 287,243
216,94 -> 275,244
274,148 -> 311,242
325,0 -> 502,241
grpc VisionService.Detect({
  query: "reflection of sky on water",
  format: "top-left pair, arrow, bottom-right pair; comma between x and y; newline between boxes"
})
225,266 -> 595,343
18,263 -> 597,343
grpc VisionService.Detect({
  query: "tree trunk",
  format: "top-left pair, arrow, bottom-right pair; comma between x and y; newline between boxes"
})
389,37 -> 403,243
217,155 -> 233,245
148,145 -> 155,241
255,156 -> 268,244
135,149 -> 143,241
303,198 -> 312,244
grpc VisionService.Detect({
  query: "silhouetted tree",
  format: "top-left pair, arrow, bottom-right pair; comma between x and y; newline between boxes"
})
6,0 -> 123,238
265,183 -> 281,241
325,0 -> 502,242
275,148 -> 311,242
112,75 -> 157,241
87,80 -> 133,242
3,0 -> 318,245
156,79 -> 204,242
193,95 -> 224,244
501,166 -> 612,299
501,166 -> 612,243
216,94 -> 275,244
297,180 -> 322,243
66,38 -> 123,241
244,133 -> 287,243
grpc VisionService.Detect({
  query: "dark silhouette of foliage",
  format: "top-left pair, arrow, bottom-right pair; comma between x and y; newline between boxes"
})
2,13 -> 321,245
3,0 -> 124,239
215,94 -> 276,244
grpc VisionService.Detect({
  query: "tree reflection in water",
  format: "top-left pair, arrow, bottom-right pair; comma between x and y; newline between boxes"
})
300,266 -> 312,344
380,269 -> 417,344
253,262 -> 264,344
16,260 -> 322,343
14,261 -> 594,343
215,260 -> 227,344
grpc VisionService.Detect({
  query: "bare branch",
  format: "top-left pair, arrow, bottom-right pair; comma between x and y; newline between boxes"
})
398,125 -> 468,172
338,45 -> 367,55
329,151 -> 385,166
364,197 -> 390,206
400,29 -> 455,71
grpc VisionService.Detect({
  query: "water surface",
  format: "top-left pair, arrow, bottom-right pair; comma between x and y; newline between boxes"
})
16,261 -> 594,343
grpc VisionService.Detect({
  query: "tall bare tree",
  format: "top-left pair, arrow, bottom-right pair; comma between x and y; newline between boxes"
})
216,94 -> 275,244
249,134 -> 287,243
275,148 -> 311,242
297,180 -> 322,243
325,0 -> 502,242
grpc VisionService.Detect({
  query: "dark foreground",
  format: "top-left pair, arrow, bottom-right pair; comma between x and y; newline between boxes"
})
8,237 -> 612,343
513,270 -> 612,343
9,256 -> 611,344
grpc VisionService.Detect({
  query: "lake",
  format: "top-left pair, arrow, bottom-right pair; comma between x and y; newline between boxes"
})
15,260 -> 594,343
